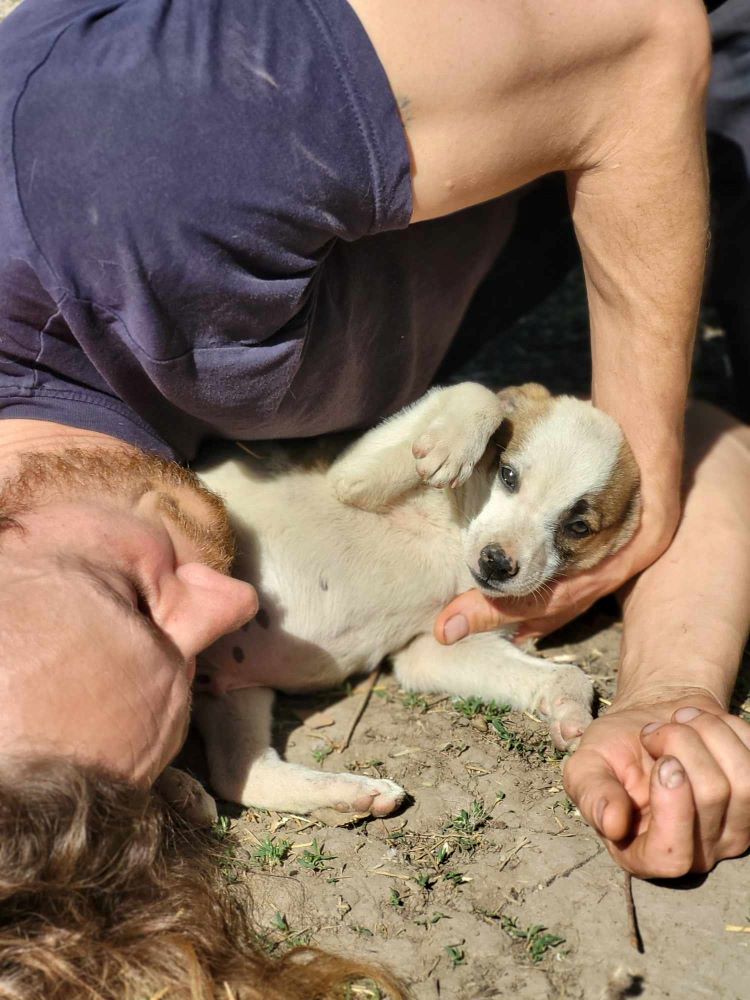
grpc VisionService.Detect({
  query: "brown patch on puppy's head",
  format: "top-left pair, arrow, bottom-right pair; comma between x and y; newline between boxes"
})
553,437 -> 641,572
493,383 -> 554,453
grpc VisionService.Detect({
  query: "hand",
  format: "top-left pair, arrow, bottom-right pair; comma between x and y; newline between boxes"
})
434,501 -> 678,644
562,690 -> 750,877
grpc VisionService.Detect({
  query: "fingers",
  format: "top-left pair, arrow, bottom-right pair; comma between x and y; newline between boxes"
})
641,717 -> 730,850
611,756 -> 696,879
642,708 -> 750,862
563,747 -> 634,843
434,589 -> 527,644
434,584 -> 588,644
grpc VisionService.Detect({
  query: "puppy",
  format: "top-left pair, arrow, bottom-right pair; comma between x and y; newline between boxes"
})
194,382 -> 640,817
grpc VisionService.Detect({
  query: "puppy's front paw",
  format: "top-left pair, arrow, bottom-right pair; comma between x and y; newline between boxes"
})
412,421 -> 487,489
537,667 -> 594,752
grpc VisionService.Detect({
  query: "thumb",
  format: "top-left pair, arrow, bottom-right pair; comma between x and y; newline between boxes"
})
621,756 -> 695,878
434,589 -> 527,644
563,747 -> 634,843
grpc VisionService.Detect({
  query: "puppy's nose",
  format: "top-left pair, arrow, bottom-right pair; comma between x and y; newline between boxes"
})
478,544 -> 519,581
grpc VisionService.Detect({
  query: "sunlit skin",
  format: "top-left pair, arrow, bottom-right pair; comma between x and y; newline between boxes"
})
0,421 -> 257,785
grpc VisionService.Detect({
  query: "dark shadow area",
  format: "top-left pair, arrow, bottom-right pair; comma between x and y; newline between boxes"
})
705,133 -> 750,422
536,597 -> 621,651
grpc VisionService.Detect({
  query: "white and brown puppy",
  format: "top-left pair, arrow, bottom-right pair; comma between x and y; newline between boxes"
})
193,382 -> 640,818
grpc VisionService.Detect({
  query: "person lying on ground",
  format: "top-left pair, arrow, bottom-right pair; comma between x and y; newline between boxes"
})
0,3 -> 744,993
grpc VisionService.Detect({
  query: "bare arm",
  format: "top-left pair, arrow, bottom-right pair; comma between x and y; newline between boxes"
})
346,0 -> 712,639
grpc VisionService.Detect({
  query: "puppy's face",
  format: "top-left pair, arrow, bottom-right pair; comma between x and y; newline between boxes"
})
463,384 -> 640,598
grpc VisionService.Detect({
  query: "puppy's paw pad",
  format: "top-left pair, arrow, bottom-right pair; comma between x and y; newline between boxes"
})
333,777 -> 406,817
548,713 -> 589,752
412,426 -> 480,489
545,697 -> 593,751
537,670 -> 594,751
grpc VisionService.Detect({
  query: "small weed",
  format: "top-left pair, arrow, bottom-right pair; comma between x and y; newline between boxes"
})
257,913 -> 310,954
251,836 -> 292,869
415,911 -> 449,928
452,697 -> 511,720
452,698 -> 554,759
386,828 -> 406,842
446,799 -> 491,835
414,871 -> 436,891
351,924 -> 374,937
435,841 -> 454,865
441,798 -> 494,855
298,839 -> 336,872
402,692 -> 430,713
311,742 -> 334,765
445,943 -> 466,968
389,888 -> 405,909
443,870 -> 469,886
212,814 -> 232,839
210,816 -> 250,885
554,797 -> 578,816
500,915 -> 566,963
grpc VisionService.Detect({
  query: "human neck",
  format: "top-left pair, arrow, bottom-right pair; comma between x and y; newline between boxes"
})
0,419 -> 130,465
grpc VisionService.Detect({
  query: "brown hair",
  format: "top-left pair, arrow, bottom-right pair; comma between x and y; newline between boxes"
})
0,756 -> 406,999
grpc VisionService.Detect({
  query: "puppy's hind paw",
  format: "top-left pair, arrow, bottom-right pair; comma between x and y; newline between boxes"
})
155,767 -> 218,827
330,775 -> 406,817
547,704 -> 592,752
331,466 -> 387,511
537,668 -> 594,752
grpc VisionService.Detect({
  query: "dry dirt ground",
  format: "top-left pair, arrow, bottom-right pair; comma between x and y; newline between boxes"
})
3,0 -> 748,994
204,622 -> 750,1000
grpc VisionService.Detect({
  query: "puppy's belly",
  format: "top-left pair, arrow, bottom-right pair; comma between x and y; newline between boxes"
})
202,558 -> 444,695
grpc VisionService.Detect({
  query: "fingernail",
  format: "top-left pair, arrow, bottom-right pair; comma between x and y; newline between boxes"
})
658,756 -> 685,789
641,721 -> 662,736
673,706 -> 701,724
594,797 -> 607,832
443,615 -> 469,644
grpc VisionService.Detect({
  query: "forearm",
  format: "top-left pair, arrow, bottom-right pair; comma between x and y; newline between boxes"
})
568,22 -> 710,540
615,403 -> 750,710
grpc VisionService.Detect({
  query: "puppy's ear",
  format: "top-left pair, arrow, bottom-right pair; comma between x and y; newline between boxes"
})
493,383 -> 553,451
495,383 -> 552,412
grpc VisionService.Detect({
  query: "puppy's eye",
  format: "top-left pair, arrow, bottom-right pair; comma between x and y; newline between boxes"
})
565,519 -> 591,538
499,464 -> 518,492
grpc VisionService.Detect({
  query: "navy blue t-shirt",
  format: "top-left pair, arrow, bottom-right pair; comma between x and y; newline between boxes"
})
0,0 -> 514,461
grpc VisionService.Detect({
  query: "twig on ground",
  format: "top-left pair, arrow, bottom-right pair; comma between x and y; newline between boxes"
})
367,868 -> 414,881
338,666 -> 382,751
496,837 -> 530,871
624,873 -> 644,953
